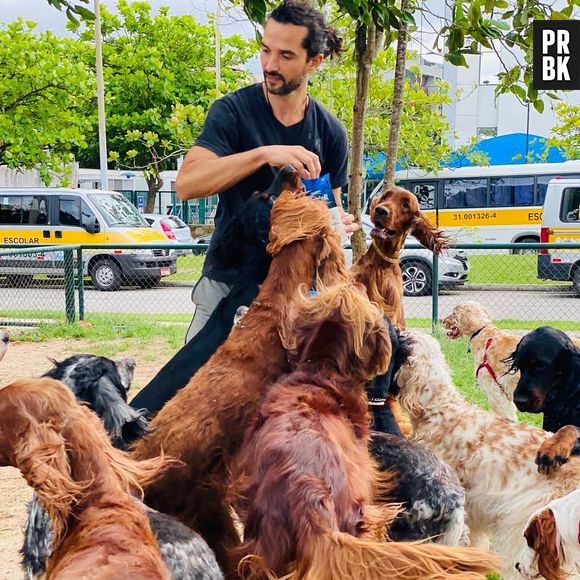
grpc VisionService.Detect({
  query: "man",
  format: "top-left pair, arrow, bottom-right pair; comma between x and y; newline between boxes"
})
176,0 -> 355,343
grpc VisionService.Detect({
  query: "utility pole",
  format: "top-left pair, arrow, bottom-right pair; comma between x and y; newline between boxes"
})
215,0 -> 221,90
94,0 -> 108,190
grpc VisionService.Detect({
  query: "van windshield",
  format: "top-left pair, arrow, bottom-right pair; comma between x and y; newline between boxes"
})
88,193 -> 147,227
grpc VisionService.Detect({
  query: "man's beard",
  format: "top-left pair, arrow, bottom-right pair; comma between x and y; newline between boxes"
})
264,70 -> 307,96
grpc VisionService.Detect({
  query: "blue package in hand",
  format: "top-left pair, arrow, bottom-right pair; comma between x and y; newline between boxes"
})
303,173 -> 336,208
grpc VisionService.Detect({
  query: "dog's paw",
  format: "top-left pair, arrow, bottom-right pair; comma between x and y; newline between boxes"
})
536,426 -> 579,475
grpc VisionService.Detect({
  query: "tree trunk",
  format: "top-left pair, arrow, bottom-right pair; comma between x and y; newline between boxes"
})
144,170 -> 163,214
349,23 -> 383,262
384,0 -> 409,188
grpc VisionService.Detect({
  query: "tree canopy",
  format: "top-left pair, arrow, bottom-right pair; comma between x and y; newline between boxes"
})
0,20 -> 92,182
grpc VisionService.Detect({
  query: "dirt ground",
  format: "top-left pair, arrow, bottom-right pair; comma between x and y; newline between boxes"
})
0,338 -> 173,579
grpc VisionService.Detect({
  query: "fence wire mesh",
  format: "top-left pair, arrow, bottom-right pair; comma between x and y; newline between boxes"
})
1,244 -> 579,339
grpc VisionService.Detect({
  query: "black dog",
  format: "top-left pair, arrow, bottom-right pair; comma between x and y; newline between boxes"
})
507,326 -> 580,432
130,165 -> 301,415
22,354 -> 223,580
366,316 -> 411,436
366,328 -> 469,545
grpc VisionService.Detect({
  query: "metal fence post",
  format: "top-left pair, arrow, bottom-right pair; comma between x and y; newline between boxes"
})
76,247 -> 84,321
199,198 -> 206,224
63,249 -> 76,323
431,253 -> 439,333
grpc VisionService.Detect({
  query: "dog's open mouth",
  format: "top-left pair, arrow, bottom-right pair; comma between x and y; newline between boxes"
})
371,227 -> 398,240
442,321 -> 461,339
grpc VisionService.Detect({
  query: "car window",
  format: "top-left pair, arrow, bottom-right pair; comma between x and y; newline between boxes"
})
165,216 -> 186,228
561,187 -> 580,223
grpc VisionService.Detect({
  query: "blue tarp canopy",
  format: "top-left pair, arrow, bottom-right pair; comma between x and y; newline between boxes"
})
364,133 -> 568,179
446,133 -> 566,167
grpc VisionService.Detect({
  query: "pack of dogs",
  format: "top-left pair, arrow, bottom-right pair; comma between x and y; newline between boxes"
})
0,167 -> 578,579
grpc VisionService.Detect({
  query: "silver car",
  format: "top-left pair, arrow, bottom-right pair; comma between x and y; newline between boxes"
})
344,214 -> 469,297
142,213 -> 194,256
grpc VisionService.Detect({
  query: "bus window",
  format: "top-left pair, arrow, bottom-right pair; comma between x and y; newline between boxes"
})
0,195 -> 48,225
537,175 -> 558,205
490,176 -> 534,207
412,183 -> 435,209
561,187 -> 580,223
444,178 -> 487,208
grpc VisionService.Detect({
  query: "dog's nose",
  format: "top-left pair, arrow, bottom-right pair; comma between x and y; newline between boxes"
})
126,358 -> 136,370
375,206 -> 389,218
513,392 -> 531,410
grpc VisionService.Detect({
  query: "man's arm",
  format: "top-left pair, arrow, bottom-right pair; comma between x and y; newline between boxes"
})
176,145 -> 322,201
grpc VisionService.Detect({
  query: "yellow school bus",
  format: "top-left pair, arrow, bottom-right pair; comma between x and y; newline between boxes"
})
366,160 -> 580,253
0,188 -> 176,290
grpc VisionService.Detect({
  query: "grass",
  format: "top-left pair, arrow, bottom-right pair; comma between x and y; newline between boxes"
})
465,254 -> 563,286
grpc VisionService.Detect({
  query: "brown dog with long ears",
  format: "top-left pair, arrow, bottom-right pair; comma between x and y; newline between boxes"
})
231,283 -> 499,580
351,186 -> 447,329
131,190 -> 349,569
0,378 -> 170,580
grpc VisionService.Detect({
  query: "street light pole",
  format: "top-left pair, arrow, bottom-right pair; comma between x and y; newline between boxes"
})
525,100 -> 530,163
215,0 -> 221,90
94,0 -> 108,190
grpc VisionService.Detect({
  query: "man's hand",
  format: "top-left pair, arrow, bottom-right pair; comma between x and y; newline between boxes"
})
341,211 -> 359,233
259,145 -> 321,180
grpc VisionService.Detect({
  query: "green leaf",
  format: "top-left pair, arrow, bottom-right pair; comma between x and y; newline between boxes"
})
75,6 -> 95,20
533,99 -> 545,114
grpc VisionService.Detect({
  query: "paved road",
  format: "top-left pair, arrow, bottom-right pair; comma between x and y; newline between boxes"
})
1,282 -> 579,323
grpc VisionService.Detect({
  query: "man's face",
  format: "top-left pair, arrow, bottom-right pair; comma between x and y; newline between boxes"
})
260,19 -> 322,96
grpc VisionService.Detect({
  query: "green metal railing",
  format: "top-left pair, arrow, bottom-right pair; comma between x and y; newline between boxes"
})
1,242 -> 579,328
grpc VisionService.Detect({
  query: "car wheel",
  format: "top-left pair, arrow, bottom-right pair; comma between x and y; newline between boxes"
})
512,237 -> 538,255
90,259 -> 122,291
402,260 -> 432,297
136,276 -> 161,289
5,274 -> 34,287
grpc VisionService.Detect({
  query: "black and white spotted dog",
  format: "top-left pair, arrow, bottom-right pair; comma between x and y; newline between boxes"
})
368,325 -> 470,546
0,329 -> 8,363
22,354 -> 223,580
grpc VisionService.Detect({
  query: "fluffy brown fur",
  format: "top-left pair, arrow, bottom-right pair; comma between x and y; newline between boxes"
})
351,186 -> 447,329
231,283 -> 499,580
131,190 -> 349,570
536,425 -> 580,474
0,378 -> 170,580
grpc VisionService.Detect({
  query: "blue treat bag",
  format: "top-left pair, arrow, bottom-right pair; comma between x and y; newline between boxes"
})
303,173 -> 337,208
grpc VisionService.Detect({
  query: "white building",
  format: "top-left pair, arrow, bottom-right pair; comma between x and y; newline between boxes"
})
411,2 -> 580,150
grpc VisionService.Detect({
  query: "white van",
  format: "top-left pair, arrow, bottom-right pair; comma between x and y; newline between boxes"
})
537,178 -> 580,294
0,188 -> 177,290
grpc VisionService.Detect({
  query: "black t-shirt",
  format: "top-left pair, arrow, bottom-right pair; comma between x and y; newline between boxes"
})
196,82 -> 348,284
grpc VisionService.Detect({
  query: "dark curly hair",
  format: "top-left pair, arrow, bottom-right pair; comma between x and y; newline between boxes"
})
269,0 -> 343,59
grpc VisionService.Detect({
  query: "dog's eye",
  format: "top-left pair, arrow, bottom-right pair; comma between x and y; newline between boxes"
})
402,200 -> 410,209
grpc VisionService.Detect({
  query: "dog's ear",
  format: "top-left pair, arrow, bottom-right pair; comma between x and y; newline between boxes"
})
411,213 -> 448,255
14,419 -> 85,548
524,509 -> 562,580
92,375 -> 151,448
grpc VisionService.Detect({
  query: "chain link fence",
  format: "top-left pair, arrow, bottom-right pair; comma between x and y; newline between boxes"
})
1,243 -> 579,338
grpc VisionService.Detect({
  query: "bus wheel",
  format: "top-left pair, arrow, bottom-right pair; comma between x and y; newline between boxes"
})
90,259 -> 122,291
512,237 -> 538,255
402,261 -> 432,297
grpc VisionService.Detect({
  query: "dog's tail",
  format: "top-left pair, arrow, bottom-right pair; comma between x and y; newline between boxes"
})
294,528 -> 500,579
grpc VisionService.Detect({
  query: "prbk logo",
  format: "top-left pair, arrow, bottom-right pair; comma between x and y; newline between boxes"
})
533,20 -> 580,90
